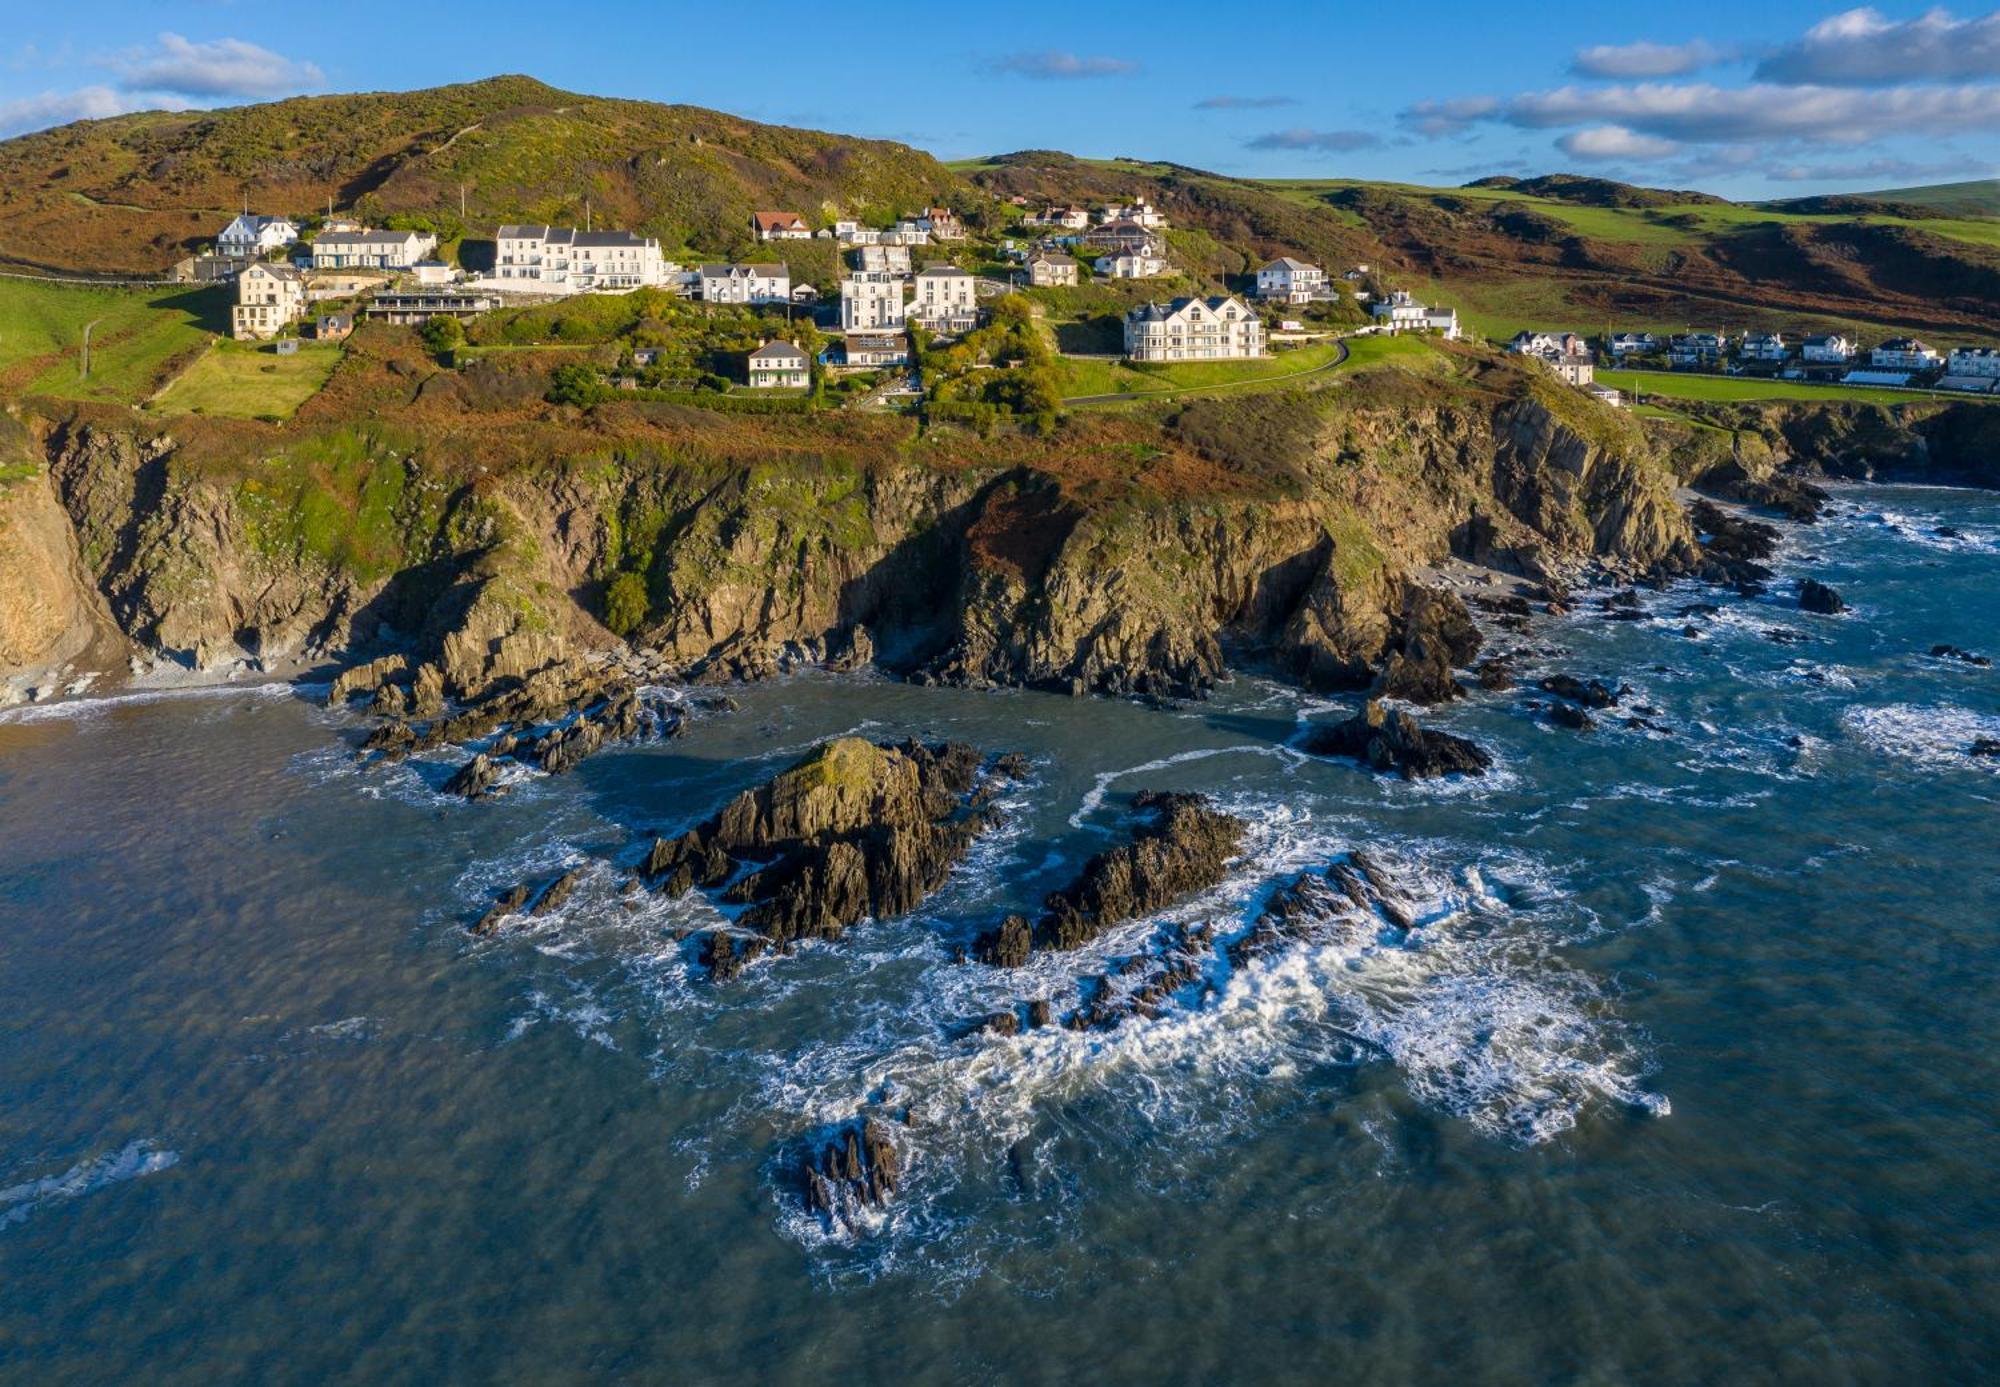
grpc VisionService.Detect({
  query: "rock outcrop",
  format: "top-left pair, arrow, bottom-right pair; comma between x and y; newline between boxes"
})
1301,698 -> 1492,779
973,792 -> 1243,964
1799,579 -> 1847,615
800,1117 -> 902,1228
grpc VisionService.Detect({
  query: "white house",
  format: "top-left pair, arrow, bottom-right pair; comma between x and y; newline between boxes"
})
230,262 -> 307,340
747,340 -> 810,389
854,243 -> 913,275
1801,334 -> 1856,364
1871,338 -> 1941,370
1026,205 -> 1090,230
920,207 -> 966,241
842,332 -> 909,368
699,263 -> 791,305
1509,330 -> 1564,357
1370,290 -> 1459,338
1946,346 -> 2000,378
217,213 -> 299,258
1607,332 -> 1659,357
841,271 -> 907,331
1669,331 -> 1728,366
907,264 -> 979,335
311,229 -> 438,270
1124,295 -> 1265,362
1027,250 -> 1078,287
1097,246 -> 1170,279
751,211 -> 812,241
1740,332 -> 1789,363
1256,257 -> 1325,303
1101,199 -> 1165,228
494,226 -> 671,293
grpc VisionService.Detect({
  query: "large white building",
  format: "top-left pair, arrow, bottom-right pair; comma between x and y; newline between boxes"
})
854,243 -> 912,275
311,229 -> 437,270
907,264 -> 979,335
1124,295 -> 1265,362
1802,334 -> 1856,364
841,271 -> 907,331
217,213 -> 299,258
1871,338 -> 1942,370
698,263 -> 791,304
493,226 -> 671,293
1256,258 -> 1325,303
1946,346 -> 2000,378
231,263 -> 307,340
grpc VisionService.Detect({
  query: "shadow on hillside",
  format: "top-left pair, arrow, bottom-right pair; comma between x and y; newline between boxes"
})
1053,316 -> 1122,354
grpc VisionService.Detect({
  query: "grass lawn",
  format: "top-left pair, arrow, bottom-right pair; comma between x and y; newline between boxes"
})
151,339 -> 344,420
1056,341 -> 1347,400
0,278 -> 227,405
1599,368 -> 1975,406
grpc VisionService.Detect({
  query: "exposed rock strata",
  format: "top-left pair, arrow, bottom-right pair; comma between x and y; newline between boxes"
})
1301,698 -> 1492,780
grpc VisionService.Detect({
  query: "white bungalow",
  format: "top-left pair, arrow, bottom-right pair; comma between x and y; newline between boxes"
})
842,332 -> 909,368
751,211 -> 812,241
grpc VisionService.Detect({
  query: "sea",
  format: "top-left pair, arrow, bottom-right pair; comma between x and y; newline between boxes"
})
0,484 -> 1994,1385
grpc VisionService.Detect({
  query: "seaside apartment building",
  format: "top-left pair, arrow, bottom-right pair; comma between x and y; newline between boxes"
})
907,264 -> 979,335
1123,295 -> 1265,362
494,226 -> 671,292
841,271 -> 907,331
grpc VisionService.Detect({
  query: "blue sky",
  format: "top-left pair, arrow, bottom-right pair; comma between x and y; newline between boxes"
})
6,2 -> 2000,197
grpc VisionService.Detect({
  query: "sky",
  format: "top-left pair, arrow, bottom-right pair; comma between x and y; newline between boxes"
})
5,2 -> 2000,199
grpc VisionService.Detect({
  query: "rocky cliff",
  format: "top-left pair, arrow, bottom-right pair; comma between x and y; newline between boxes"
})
1,349 -> 1824,709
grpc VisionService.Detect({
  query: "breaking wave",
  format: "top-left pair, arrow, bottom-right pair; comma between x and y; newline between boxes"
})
0,1140 -> 179,1231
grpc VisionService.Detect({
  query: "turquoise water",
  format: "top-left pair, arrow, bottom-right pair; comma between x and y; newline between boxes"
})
1,486 -> 1995,1384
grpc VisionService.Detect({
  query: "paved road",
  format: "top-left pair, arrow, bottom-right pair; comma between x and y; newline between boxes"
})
1061,336 -> 1350,406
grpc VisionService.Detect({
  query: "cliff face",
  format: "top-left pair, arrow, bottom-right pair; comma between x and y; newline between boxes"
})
3,359 -> 1711,705
0,415 -> 123,694
1666,399 -> 2000,490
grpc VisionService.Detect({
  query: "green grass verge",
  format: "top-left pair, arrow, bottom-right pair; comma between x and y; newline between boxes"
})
1057,341 -> 1347,401
0,278 -> 226,404
1599,367 -> 1975,406
151,339 -> 343,420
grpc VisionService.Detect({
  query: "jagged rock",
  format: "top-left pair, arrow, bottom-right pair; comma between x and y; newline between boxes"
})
1548,702 -> 1596,731
530,866 -> 586,917
983,1010 -> 1021,1037
1970,738 -> 2000,758
442,753 -> 501,799
1699,466 -> 1829,522
1026,998 -> 1053,1029
1302,698 -> 1492,780
328,654 -> 410,707
1539,674 -> 1619,708
1474,658 -> 1515,691
975,793 -> 1243,966
1373,588 -> 1481,704
1472,593 -> 1533,618
825,625 -> 874,672
1931,644 -> 1993,668
801,1117 -> 901,1223
470,883 -> 532,936
629,739 -> 1012,978
1687,500 -> 1779,586
974,914 -> 1033,967
1799,579 -> 1847,615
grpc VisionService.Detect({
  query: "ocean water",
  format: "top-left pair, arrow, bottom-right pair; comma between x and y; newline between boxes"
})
0,485 -> 1995,1385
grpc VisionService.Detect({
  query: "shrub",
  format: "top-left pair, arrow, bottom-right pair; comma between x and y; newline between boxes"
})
603,571 -> 649,636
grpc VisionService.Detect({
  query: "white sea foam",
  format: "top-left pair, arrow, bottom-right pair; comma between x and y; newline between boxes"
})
1841,703 -> 2000,776
0,679 -> 296,725
0,1140 -> 179,1230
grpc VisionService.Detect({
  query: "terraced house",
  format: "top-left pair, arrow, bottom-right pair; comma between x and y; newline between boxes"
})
1123,296 -> 1265,362
493,226 -> 671,292
309,228 -> 438,270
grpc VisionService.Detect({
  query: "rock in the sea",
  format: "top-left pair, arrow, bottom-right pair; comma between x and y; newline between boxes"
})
1539,673 -> 1619,708
1301,698 -> 1492,780
442,752 -> 502,799
1930,644 -> 1992,668
470,883 -> 532,936
1548,702 -> 1596,732
975,793 -> 1243,965
636,738 -> 1013,978
1373,588 -> 1482,704
801,1116 -> 901,1224
1970,738 -> 2000,758
1798,579 -> 1847,615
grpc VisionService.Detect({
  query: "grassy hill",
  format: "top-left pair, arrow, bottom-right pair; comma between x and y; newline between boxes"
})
0,75 -> 956,272
2,76 -> 1998,347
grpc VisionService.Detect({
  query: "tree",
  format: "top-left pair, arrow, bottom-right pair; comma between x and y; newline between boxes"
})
603,571 -> 649,637
420,314 -> 464,359
547,362 -> 606,407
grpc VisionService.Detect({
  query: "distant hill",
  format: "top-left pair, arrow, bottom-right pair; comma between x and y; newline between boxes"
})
1841,179 -> 2000,218
1465,174 -> 1730,209
0,75 -> 956,273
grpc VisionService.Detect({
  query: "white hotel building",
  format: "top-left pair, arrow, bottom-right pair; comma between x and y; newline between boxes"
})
493,226 -> 671,293
1123,296 -> 1265,362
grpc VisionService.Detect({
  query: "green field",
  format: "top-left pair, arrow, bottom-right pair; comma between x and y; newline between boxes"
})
0,278 -> 226,404
1055,340 -> 1349,401
151,339 -> 344,420
1599,368 -> 1967,406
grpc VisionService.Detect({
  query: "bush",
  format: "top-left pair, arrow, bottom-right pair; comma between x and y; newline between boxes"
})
603,571 -> 649,636
547,362 -> 609,407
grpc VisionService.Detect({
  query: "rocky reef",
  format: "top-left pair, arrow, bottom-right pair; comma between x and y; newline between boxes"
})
1302,698 -> 1492,780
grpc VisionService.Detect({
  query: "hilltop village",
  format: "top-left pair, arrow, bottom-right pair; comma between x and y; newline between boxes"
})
206,194 -> 2000,420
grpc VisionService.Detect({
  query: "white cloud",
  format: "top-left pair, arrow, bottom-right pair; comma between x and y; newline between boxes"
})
0,85 -> 167,138
1766,154 -> 1997,182
1505,81 -> 2000,145
1556,125 -> 1683,160
990,50 -> 1138,79
1572,39 -> 1731,79
115,32 -> 324,99
1756,6 -> 2000,85
1398,96 -> 1501,137
1246,127 -> 1382,152
1195,95 -> 1297,110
